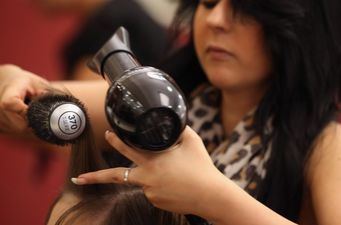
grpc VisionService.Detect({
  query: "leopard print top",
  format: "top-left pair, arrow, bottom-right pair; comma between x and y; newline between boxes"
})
187,84 -> 272,197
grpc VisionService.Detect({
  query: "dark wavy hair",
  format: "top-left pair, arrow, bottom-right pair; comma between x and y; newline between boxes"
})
162,0 -> 341,221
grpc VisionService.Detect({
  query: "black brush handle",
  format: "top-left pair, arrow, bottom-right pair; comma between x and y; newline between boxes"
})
185,214 -> 210,225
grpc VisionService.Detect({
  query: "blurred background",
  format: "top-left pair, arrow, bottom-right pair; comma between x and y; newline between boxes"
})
0,1 -> 340,225
0,0 -> 177,224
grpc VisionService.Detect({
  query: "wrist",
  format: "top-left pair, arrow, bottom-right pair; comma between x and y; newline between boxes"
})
190,169 -> 232,223
194,173 -> 296,225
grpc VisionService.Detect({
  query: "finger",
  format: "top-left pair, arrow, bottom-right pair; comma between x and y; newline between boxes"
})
177,126 -> 210,158
0,81 -> 30,112
105,130 -> 148,164
1,96 -> 28,115
1,72 -> 48,102
179,126 -> 202,145
0,96 -> 28,133
71,167 -> 143,186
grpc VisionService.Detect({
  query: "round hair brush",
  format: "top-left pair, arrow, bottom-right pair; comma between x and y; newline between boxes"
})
27,93 -> 88,146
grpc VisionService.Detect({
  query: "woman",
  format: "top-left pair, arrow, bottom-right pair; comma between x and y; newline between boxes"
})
72,0 -> 341,224
0,0 -> 340,224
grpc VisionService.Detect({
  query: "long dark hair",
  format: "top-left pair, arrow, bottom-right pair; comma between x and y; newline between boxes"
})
163,0 -> 341,221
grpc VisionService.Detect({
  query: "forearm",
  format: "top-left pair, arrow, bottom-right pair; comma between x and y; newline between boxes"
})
197,173 -> 297,225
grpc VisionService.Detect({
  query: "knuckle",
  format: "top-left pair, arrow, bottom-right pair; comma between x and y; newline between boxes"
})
0,64 -> 21,72
1,99 -> 11,108
111,174 -> 121,183
15,123 -> 27,133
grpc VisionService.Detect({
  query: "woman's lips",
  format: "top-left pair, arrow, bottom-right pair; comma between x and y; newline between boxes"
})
206,46 -> 235,61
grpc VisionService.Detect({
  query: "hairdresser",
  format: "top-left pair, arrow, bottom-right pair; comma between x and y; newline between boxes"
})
1,0 -> 341,224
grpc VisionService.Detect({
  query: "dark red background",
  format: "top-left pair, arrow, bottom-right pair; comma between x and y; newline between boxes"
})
0,1 -> 78,224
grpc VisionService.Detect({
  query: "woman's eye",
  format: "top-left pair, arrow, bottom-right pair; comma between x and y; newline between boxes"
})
199,0 -> 219,9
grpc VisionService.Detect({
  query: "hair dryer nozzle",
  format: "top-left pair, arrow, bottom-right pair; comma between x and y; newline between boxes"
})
87,26 -> 136,81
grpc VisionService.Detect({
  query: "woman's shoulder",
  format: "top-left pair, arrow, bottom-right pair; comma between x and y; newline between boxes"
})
302,121 -> 341,224
305,121 -> 341,180
315,121 -> 341,148
46,192 -> 80,225
309,121 -> 341,159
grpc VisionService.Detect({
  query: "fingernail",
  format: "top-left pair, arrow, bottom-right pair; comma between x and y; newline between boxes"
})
71,177 -> 86,185
105,130 -> 112,138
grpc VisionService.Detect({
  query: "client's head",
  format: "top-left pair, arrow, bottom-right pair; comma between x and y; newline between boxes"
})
54,185 -> 188,225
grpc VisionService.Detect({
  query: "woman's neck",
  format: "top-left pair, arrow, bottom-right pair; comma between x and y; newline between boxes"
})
220,87 -> 266,137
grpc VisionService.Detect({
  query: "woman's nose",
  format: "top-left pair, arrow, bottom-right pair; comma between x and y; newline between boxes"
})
206,0 -> 234,32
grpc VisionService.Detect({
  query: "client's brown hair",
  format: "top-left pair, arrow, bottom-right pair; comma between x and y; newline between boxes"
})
34,90 -> 188,225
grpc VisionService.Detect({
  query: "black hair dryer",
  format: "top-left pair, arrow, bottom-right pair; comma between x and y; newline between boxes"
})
88,27 -> 187,151
89,27 -> 209,225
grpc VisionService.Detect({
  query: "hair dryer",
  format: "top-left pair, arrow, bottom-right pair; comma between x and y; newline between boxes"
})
88,27 -> 187,151
88,27 -> 209,225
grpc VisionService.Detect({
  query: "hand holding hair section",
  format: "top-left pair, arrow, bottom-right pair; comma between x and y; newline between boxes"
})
26,91 -> 88,146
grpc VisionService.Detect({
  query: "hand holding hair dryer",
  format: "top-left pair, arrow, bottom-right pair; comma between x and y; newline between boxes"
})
88,27 -> 209,225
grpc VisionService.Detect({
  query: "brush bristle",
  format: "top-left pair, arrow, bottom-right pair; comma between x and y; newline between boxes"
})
27,93 -> 88,146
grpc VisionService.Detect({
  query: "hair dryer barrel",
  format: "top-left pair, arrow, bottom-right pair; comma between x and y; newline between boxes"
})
88,27 -> 187,151
87,27 -> 139,83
